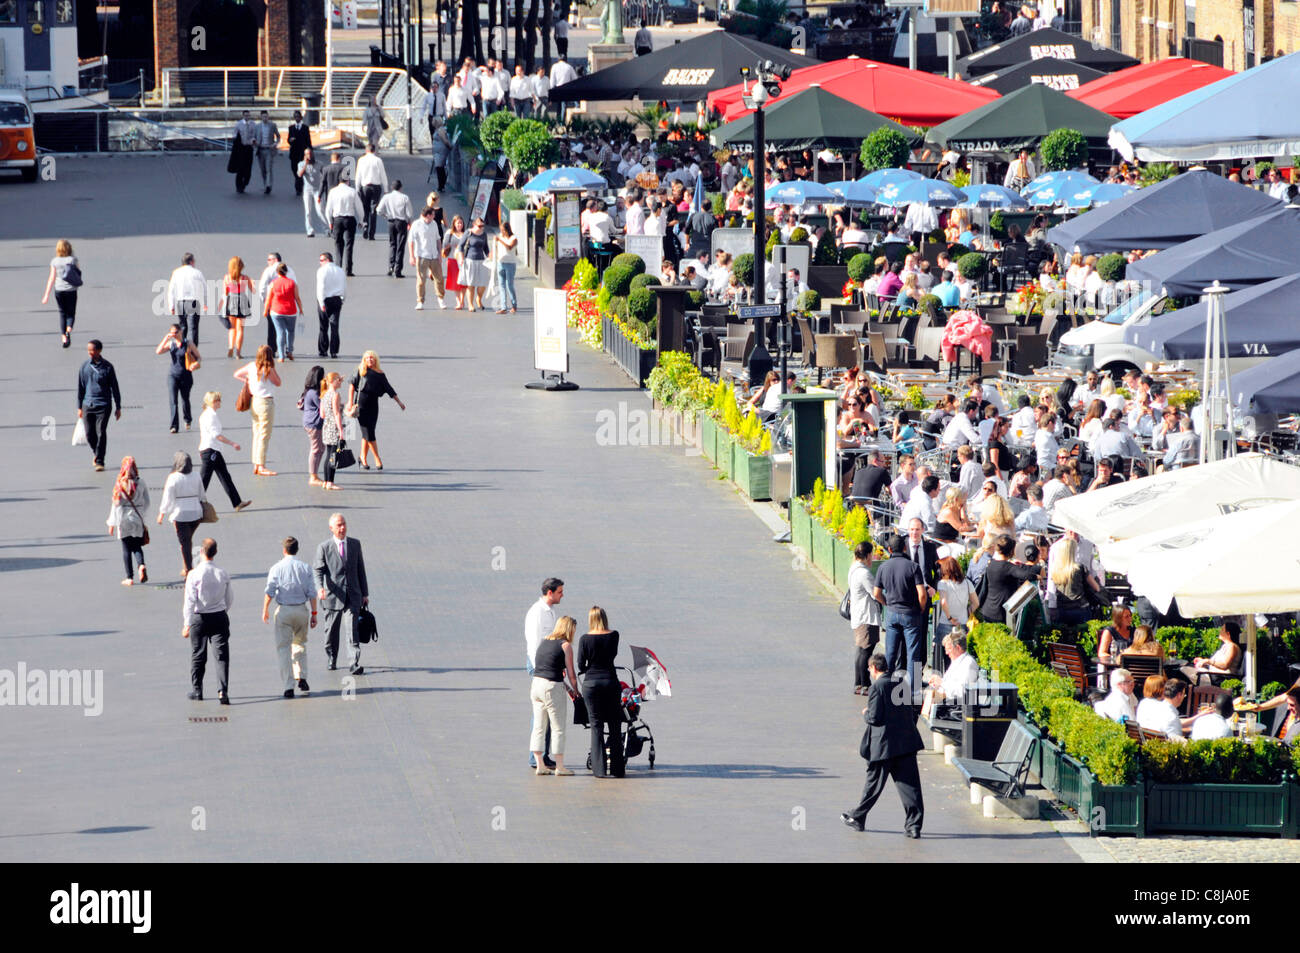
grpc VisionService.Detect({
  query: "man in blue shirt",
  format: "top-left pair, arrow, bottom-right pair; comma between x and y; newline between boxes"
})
76,339 -> 122,471
263,536 -> 319,698
932,270 -> 962,308
872,533 -> 929,694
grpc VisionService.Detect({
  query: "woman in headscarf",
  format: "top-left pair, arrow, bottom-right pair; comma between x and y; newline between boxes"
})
106,456 -> 150,585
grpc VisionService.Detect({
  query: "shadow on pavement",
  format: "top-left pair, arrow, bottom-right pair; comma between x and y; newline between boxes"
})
0,556 -> 84,572
0,629 -> 117,639
631,763 -> 834,780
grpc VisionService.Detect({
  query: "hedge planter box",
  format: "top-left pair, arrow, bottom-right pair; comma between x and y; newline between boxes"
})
1021,717 -> 1144,836
831,537 -> 853,591
807,265 -> 848,299
810,518 -> 836,579
700,414 -> 719,464
536,248 -> 575,290
717,430 -> 735,480
790,497 -> 814,557
1146,783 -> 1298,838
602,317 -> 657,387
731,443 -> 772,501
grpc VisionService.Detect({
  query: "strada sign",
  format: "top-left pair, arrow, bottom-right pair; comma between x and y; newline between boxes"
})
662,68 -> 716,85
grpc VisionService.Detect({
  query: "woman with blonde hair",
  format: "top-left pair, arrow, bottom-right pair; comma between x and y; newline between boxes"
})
1050,536 -> 1100,627
347,350 -> 406,470
978,493 -> 1016,544
221,256 -> 255,358
106,455 -> 150,585
530,615 -> 579,776
319,372 -> 345,490
578,606 -> 624,779
1127,624 -> 1166,660
233,345 -> 282,476
198,391 -> 250,511
41,238 -> 80,348
934,487 -> 973,542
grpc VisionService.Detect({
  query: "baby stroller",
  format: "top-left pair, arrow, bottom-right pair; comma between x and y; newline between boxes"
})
587,665 -> 659,772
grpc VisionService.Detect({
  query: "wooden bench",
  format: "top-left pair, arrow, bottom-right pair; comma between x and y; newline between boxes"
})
950,719 -> 1037,799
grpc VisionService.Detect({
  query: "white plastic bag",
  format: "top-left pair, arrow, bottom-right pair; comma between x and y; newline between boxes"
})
343,416 -> 360,443
71,418 -> 87,446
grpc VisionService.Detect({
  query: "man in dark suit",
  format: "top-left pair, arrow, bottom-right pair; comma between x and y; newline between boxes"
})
842,653 -> 925,837
286,110 -> 312,197
313,512 -> 369,675
904,517 -> 940,592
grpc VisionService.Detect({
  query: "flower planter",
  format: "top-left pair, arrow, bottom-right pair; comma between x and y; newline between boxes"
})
1019,717 -> 1144,836
810,517 -> 836,579
602,317 -> 657,387
536,247 -> 574,290
681,412 -> 701,449
1146,782 -> 1298,838
716,429 -> 734,479
731,443 -> 772,501
790,497 -> 814,557
700,414 -> 719,464
831,536 -> 853,591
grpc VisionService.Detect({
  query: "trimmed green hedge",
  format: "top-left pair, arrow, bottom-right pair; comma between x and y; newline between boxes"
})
1142,737 -> 1295,785
847,253 -> 873,282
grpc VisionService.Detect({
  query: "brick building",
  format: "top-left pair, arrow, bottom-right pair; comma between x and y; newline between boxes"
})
1079,0 -> 1300,70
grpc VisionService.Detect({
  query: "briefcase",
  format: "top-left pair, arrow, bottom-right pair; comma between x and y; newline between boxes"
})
356,606 -> 378,644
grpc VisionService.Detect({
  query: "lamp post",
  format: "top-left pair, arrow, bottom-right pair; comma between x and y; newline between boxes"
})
747,78 -> 774,388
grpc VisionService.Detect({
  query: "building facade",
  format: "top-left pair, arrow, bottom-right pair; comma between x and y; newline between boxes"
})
0,0 -> 80,95
1079,0 -> 1300,69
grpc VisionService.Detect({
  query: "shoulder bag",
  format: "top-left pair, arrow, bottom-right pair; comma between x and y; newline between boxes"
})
185,345 -> 201,373
235,380 -> 252,413
200,500 -> 219,524
839,588 -> 853,621
63,260 -> 84,288
126,495 -> 150,546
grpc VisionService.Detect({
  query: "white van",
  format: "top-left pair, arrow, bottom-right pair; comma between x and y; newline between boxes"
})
1053,288 -> 1180,377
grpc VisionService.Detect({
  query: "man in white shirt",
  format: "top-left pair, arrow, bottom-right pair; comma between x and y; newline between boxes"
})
325,179 -> 366,276
1095,668 -> 1137,723
254,110 -> 280,194
549,55 -> 577,123
524,577 -> 564,769
586,202 -> 615,244
446,81 -> 470,117
553,10 -> 569,57
509,64 -> 533,116
314,251 -> 347,359
903,202 -> 937,237
1034,414 -> 1060,470
423,64 -> 448,135
1094,415 -> 1143,461
1009,395 -> 1037,446
644,200 -> 665,236
183,537 -> 236,703
376,179 -> 415,278
901,474 -> 940,533
167,252 -> 207,345
1189,693 -> 1235,739
624,192 -> 646,235
784,268 -> 808,302
928,630 -> 979,700
1266,167 -> 1290,200
407,205 -> 446,310
942,399 -> 981,448
354,143 -> 389,242
633,18 -> 653,55
531,67 -> 550,119
1138,679 -> 1194,740
479,65 -> 505,115
956,445 -> 982,503
1074,369 -> 1102,410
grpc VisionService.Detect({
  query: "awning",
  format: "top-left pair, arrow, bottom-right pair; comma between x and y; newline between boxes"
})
1233,348 -> 1300,415
957,27 -> 1137,79
1066,57 -> 1236,120
926,82 -> 1115,154
549,32 -> 817,103
967,58 -> 1106,95
709,85 -> 921,151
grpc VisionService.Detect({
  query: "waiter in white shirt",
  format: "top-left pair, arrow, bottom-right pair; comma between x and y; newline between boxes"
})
376,179 -> 415,278
354,143 -> 389,242
524,577 -> 564,770
314,252 -> 347,359
550,56 -> 578,122
167,252 -> 207,345
942,399 -> 981,447
183,537 -> 235,704
624,192 -> 646,235
325,180 -> 366,276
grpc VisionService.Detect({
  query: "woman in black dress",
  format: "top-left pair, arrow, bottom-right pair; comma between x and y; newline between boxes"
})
978,534 -> 1043,625
578,606 -> 624,779
346,350 -> 406,470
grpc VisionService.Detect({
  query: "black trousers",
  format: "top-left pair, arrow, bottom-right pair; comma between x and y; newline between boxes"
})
289,151 -> 305,194
387,221 -> 409,275
318,296 -> 342,357
190,609 -> 231,697
847,753 -> 925,833
200,448 -> 242,507
333,216 -> 357,274
175,518 -> 200,573
584,682 -> 624,777
176,299 -> 201,345
434,164 -> 447,192
360,185 -> 383,240
321,603 -> 361,667
855,646 -> 873,688
323,442 -> 338,484
235,151 -> 253,193
556,36 -> 568,57
82,407 -> 111,466
168,370 -> 193,431
120,535 -> 146,579
54,289 -> 77,334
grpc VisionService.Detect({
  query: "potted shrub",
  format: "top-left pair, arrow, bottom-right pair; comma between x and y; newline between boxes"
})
730,406 -> 773,501
859,127 -> 910,173
1039,128 -> 1089,171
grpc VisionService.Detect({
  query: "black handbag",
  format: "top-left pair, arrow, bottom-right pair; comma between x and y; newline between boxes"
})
571,691 -> 590,727
839,589 -> 853,621
333,442 -> 356,470
356,606 -> 378,644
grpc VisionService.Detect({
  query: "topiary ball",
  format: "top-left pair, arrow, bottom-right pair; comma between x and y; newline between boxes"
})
630,273 -> 661,291
795,289 -> 821,312
686,290 -> 706,308
918,293 -> 942,314
733,252 -> 755,285
788,226 -> 810,244
603,263 -> 637,297
847,253 -> 873,282
1096,252 -> 1127,283
627,285 -> 656,323
610,252 -> 647,276
957,253 -> 988,281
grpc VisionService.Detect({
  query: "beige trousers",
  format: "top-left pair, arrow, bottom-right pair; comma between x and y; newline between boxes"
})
274,602 -> 310,691
530,677 -> 567,755
251,396 -> 274,467
416,257 -> 445,303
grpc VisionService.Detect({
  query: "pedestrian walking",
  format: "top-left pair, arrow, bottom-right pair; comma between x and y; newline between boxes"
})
553,10 -> 569,58
297,147 -> 330,237
183,537 -> 234,704
578,606 -> 625,779
41,238 -> 81,349
376,179 -> 414,276
530,615 -> 579,776
261,262 -> 303,362
509,64 -> 533,117
313,512 -> 369,674
198,391 -> 251,512
430,119 -> 451,192
460,217 -> 492,311
76,338 -> 121,472
166,252 -> 206,345
157,451 -> 207,578
155,323 -> 199,434
355,142 -> 388,241
325,178 -> 365,276
298,366 -> 326,487
873,532 -> 929,689
493,221 -> 519,313
363,95 -> 386,150
106,455 -> 150,586
634,18 -> 653,55
321,151 -> 347,200
347,351 -> 406,470
254,109 -> 280,194
314,252 -> 347,358
319,371 -> 345,491
841,653 -> 925,837
408,205 -> 445,311
524,577 -> 563,770
257,252 -> 295,353
263,536 -> 318,698
530,67 -> 550,121
443,214 -> 468,309
229,110 -> 255,193
220,256 -> 256,359
234,345 -> 282,477
286,110 -> 312,196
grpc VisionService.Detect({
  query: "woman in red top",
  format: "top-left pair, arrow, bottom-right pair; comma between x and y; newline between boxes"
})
222,256 -> 256,359
261,263 -> 304,362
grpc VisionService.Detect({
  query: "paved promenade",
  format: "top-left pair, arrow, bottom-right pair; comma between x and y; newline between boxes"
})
0,155 -> 1085,861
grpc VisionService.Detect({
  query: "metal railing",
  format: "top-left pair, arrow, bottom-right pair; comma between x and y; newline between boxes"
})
154,66 -> 432,152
